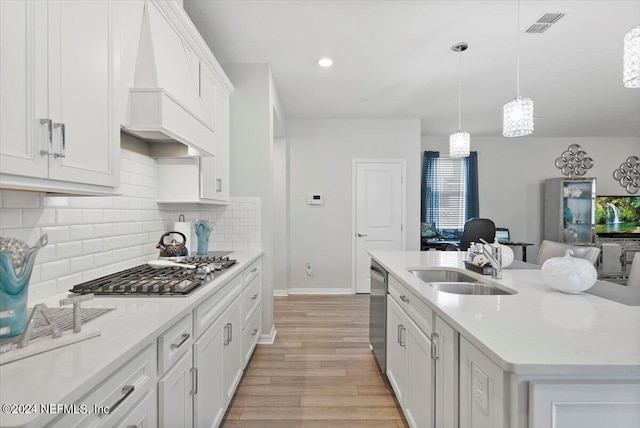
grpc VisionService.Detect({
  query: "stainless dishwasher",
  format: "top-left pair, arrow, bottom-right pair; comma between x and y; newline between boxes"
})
369,259 -> 388,373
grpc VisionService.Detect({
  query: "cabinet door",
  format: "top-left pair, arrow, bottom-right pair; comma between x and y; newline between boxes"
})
386,296 -> 407,404
193,312 -> 226,428
223,298 -> 244,404
47,0 -> 119,187
404,316 -> 434,428
459,337 -> 505,428
214,84 -> 230,199
435,316 -> 458,428
158,349 -> 194,428
0,0 -> 48,179
200,156 -> 218,200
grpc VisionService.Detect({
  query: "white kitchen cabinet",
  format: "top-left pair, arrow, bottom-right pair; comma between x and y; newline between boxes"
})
435,315 -> 458,428
386,295 -> 434,428
222,298 -> 243,403
114,388 -> 158,428
0,0 -> 120,194
193,305 -> 227,428
459,337 -> 506,428
158,349 -> 194,428
156,156 -> 228,204
529,380 -> 640,428
386,295 -> 407,404
213,83 -> 230,202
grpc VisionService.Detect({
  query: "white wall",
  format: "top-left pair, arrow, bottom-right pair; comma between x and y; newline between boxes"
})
421,136 -> 640,259
0,133 -> 260,303
286,118 -> 421,292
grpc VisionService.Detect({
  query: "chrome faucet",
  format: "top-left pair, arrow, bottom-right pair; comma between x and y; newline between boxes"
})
479,238 -> 502,279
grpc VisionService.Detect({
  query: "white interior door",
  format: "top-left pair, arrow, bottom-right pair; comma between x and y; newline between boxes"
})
354,160 -> 404,293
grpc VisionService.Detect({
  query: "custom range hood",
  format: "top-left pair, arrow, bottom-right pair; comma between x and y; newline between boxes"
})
123,2 -> 214,156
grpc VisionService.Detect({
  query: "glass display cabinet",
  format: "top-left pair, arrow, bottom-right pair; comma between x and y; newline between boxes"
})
544,177 -> 597,244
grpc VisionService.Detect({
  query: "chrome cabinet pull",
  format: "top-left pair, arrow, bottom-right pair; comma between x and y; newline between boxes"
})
431,333 -> 439,360
103,385 -> 134,416
251,293 -> 258,300
399,295 -> 410,303
191,367 -> 198,395
40,118 -> 53,156
251,267 -> 258,273
53,123 -> 66,158
229,323 -> 233,343
216,178 -> 222,192
223,324 -> 230,346
399,325 -> 406,347
170,333 -> 190,350
251,328 -> 258,336
397,324 -> 402,344
357,233 -> 367,237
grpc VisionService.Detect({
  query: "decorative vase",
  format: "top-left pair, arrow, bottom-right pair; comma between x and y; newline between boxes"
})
0,235 -> 48,337
541,249 -> 597,294
195,220 -> 212,256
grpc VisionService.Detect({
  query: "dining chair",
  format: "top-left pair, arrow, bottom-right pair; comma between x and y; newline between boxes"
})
536,240 -> 601,266
627,252 -> 640,288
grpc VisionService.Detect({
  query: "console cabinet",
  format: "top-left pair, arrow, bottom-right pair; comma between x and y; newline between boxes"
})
0,0 -> 120,194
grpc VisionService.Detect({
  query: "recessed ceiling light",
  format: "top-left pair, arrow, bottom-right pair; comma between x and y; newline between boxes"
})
318,58 -> 333,68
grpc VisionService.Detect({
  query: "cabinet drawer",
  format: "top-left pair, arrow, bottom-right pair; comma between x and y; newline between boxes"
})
388,274 -> 433,337
241,274 -> 261,328
243,258 -> 261,286
158,314 -> 193,375
242,306 -> 261,368
194,275 -> 242,337
114,388 -> 157,428
51,343 -> 156,428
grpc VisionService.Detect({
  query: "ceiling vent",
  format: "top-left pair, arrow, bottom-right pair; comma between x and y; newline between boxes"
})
525,12 -> 566,34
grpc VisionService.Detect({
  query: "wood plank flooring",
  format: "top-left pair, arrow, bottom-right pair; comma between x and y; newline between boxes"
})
222,295 -> 408,427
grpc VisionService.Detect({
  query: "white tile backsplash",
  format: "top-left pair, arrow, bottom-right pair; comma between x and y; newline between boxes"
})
0,146 -> 261,302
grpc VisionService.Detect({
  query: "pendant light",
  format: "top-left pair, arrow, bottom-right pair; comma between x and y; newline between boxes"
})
450,42 -> 470,158
624,25 -> 640,88
503,0 -> 534,137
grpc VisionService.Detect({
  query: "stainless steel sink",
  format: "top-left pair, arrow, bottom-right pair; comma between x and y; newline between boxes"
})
429,282 -> 515,295
407,269 -> 516,295
408,269 -> 478,284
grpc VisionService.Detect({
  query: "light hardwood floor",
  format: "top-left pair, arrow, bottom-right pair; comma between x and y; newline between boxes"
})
222,295 -> 408,427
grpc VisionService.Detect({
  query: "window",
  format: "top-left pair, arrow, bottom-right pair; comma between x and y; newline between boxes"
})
422,151 -> 479,238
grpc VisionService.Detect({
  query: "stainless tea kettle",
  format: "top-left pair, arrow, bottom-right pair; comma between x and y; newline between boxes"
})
156,231 -> 189,260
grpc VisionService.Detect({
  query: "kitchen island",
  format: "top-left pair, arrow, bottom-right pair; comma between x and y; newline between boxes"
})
371,250 -> 640,428
0,250 -> 263,428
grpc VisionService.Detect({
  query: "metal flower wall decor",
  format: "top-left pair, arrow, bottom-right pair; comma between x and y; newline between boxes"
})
613,156 -> 639,194
554,144 -> 594,177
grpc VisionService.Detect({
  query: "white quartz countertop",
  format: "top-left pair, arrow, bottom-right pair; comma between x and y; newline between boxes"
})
371,250 -> 640,376
0,250 -> 263,428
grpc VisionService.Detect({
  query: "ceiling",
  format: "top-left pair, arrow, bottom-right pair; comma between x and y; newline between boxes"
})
184,1 -> 640,138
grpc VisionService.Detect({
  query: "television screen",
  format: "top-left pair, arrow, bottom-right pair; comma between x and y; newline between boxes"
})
595,196 -> 640,236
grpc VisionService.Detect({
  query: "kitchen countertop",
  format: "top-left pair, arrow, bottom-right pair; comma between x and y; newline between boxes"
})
371,250 -> 640,377
0,250 -> 263,428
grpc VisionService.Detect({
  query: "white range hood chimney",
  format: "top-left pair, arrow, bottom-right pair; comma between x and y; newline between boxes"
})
123,2 -> 214,156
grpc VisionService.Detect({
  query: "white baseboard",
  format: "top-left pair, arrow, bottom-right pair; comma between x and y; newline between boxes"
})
273,290 -> 288,297
286,288 -> 353,295
258,324 -> 276,344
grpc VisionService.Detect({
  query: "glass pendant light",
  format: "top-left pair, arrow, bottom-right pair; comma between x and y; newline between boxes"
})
624,25 -> 640,88
503,0 -> 534,137
450,43 -> 470,158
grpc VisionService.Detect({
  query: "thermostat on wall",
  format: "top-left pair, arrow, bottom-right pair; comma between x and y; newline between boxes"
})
307,194 -> 323,205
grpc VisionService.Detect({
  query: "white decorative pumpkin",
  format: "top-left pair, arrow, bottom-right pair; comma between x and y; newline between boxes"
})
541,249 -> 597,294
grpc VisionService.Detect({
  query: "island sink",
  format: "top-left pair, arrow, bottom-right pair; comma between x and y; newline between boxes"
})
408,269 -> 517,295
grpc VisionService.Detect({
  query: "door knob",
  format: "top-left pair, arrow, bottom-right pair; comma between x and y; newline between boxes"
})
357,233 -> 368,237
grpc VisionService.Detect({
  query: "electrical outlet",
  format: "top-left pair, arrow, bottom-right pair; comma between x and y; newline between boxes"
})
471,364 -> 488,413
306,262 -> 312,276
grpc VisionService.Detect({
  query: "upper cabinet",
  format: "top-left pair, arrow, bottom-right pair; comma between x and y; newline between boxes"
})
0,0 -> 121,194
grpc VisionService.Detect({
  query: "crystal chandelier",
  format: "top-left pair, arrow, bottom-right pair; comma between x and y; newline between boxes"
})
450,43 -> 470,158
503,0 -> 534,137
624,25 -> 640,88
